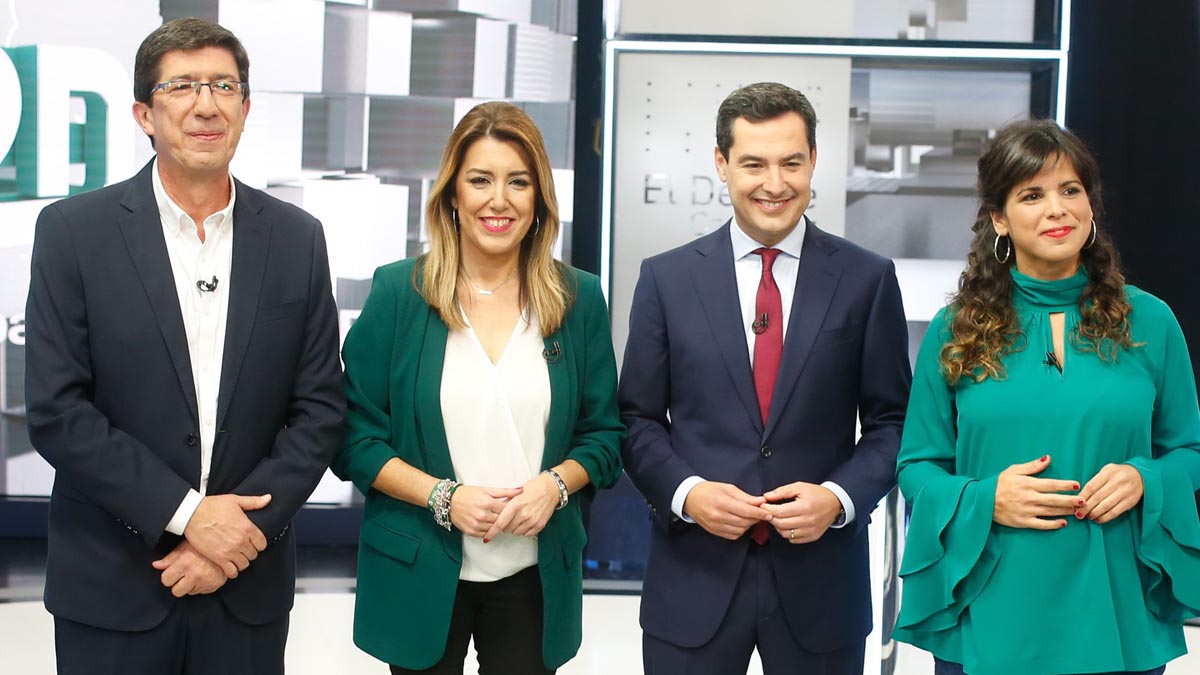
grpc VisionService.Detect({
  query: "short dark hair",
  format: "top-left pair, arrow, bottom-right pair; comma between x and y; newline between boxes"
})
133,18 -> 250,104
715,82 -> 817,159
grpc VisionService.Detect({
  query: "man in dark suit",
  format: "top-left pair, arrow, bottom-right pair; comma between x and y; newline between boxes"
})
24,18 -> 345,675
619,82 -> 911,674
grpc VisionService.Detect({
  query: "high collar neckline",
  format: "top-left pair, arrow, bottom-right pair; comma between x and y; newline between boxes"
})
1011,266 -> 1088,310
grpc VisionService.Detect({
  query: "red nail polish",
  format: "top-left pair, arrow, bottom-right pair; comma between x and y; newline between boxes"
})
1040,455 -> 1049,462
1075,511 -> 1083,519
483,538 -> 490,544
1077,499 -> 1084,506
1060,520 -> 1068,528
1073,483 -> 1080,490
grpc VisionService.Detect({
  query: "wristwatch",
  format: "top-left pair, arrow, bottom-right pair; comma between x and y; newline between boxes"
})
832,505 -> 847,527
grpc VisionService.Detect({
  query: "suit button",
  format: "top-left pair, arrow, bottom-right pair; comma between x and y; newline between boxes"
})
761,445 -> 773,457
185,432 -> 198,446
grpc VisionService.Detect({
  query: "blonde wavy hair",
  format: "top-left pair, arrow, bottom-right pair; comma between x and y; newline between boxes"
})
417,102 -> 574,335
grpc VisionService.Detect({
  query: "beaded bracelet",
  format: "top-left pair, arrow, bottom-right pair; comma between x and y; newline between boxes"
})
427,478 -> 460,531
542,469 -> 568,510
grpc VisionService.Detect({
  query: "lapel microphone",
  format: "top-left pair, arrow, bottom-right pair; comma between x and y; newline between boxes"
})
196,276 -> 219,293
751,313 -> 769,335
542,341 -> 562,363
1043,350 -> 1062,373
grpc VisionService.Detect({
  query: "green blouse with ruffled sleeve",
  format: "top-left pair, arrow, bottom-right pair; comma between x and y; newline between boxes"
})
894,268 -> 1200,675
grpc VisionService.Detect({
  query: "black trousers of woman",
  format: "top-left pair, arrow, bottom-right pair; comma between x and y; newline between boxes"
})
934,656 -> 1166,675
390,566 -> 555,675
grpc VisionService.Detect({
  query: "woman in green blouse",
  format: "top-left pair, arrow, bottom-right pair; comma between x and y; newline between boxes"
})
894,119 -> 1200,675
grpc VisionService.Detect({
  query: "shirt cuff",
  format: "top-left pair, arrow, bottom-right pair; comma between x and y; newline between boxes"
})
821,481 -> 854,528
165,489 -> 203,536
671,476 -> 706,523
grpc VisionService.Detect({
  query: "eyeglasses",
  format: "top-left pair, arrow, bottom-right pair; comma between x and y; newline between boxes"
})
149,79 -> 249,101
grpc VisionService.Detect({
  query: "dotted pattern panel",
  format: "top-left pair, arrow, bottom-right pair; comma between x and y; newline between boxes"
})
609,51 -> 851,363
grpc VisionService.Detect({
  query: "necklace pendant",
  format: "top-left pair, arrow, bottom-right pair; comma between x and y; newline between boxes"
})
462,266 -> 516,296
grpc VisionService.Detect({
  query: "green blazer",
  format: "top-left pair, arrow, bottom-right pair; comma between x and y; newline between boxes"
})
330,257 -> 624,670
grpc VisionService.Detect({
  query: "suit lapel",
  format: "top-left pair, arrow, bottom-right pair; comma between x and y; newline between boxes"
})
215,181 -> 269,429
542,324 -> 570,467
414,308 -> 454,481
412,307 -> 461,564
691,223 -> 763,434
117,162 -> 198,424
765,223 -> 841,437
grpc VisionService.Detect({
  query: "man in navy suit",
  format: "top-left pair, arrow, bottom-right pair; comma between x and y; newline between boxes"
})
619,82 -> 911,674
24,18 -> 344,675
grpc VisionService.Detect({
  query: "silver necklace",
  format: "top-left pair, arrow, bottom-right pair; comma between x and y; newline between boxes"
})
462,266 -> 517,296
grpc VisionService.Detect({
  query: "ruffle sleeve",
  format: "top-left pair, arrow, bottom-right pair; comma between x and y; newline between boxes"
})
1127,454 -> 1200,623
893,309 -> 1003,648
895,473 -> 1001,637
1125,296 -> 1200,622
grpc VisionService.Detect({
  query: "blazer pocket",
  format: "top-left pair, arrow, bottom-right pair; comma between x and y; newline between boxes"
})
361,518 -> 421,564
560,523 -> 588,568
813,323 -> 862,350
257,299 -> 305,323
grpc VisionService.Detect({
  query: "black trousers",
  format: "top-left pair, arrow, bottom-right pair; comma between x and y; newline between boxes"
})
934,656 -> 1167,675
643,543 -> 865,675
54,594 -> 288,675
390,566 -> 555,675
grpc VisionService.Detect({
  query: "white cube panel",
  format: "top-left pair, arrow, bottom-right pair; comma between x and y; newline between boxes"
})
231,92 -> 305,188
220,0 -> 325,93
294,176 -> 409,283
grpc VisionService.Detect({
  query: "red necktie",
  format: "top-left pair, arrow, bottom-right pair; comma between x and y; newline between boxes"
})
751,248 -> 783,545
752,248 -> 783,424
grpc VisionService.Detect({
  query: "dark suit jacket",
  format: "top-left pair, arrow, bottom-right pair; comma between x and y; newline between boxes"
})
330,258 -> 624,670
619,220 -> 911,652
25,160 -> 346,630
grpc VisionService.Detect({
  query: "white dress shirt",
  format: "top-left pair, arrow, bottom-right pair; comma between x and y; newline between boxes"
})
442,308 -> 551,582
670,217 -> 855,528
153,160 -> 236,536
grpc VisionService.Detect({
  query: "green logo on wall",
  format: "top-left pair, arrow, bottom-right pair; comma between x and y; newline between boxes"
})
1,45 -> 134,202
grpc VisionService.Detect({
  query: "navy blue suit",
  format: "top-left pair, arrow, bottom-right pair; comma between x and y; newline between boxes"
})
24,161 -> 345,664
619,221 -> 910,668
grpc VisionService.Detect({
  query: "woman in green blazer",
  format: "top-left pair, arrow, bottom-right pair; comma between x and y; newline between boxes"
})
331,102 -> 624,674
894,119 -> 1200,675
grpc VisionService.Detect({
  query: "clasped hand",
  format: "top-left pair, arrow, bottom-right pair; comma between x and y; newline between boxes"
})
683,481 -> 842,543
155,493 -> 272,596
994,455 -> 1144,529
153,540 -> 227,597
449,474 -> 562,542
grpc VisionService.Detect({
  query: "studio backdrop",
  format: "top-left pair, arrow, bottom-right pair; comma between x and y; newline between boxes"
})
0,0 -> 579,506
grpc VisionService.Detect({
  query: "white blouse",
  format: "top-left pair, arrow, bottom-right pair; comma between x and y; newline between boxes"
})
441,308 -> 551,582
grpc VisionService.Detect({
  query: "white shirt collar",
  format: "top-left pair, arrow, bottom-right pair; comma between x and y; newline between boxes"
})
151,158 -> 236,239
730,214 -> 807,261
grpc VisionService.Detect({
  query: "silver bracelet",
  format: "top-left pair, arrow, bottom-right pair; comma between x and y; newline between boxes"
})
543,469 -> 568,510
428,478 -> 459,531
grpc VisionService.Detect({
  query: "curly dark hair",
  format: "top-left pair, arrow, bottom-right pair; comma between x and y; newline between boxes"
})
940,119 -> 1138,384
